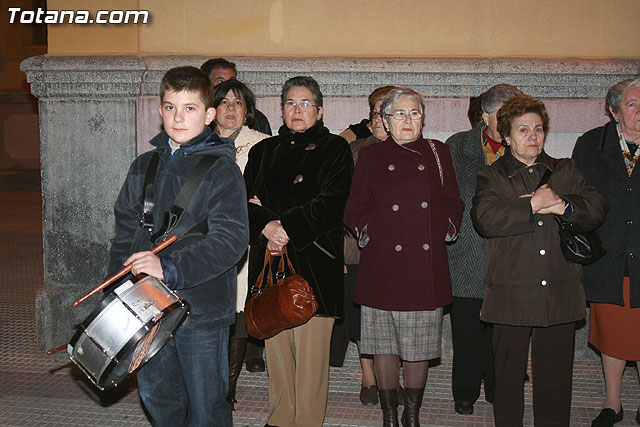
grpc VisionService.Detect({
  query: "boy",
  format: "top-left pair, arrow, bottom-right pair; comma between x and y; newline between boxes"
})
106,66 -> 248,426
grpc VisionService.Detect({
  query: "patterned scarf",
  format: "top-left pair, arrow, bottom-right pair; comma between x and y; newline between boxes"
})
616,121 -> 639,176
481,125 -> 506,166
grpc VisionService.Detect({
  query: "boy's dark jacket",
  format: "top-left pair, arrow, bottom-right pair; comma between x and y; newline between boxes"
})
107,127 -> 249,328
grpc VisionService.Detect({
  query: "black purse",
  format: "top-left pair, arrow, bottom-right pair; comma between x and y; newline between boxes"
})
536,167 -> 604,265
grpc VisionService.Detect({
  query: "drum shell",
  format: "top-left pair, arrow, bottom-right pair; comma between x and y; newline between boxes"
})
68,276 -> 189,390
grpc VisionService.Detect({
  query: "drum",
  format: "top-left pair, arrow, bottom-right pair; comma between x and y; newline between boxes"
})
67,276 -> 189,390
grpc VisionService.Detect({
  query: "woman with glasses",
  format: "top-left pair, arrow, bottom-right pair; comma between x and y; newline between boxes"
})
244,75 -> 353,426
345,87 -> 464,426
339,85 -> 398,144
337,85 -> 397,405
342,86 -> 396,405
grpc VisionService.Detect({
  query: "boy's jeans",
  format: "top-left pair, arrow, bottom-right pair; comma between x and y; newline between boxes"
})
137,318 -> 232,427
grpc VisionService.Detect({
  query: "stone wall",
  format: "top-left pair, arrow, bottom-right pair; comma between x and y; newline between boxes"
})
22,55 -> 640,357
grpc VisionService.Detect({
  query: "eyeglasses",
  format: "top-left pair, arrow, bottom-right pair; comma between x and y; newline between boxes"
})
371,111 -> 382,120
284,100 -> 316,110
387,110 -> 423,121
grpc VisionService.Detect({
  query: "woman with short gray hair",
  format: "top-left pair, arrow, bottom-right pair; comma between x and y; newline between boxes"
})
573,76 -> 640,427
444,83 -> 523,417
345,87 -> 464,426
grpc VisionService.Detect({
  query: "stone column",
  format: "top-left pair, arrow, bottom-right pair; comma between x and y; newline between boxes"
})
21,56 -> 146,352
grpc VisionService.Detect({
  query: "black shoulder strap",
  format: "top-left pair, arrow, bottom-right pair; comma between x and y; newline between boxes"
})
140,152 -> 160,231
149,155 -> 219,244
172,155 -> 219,211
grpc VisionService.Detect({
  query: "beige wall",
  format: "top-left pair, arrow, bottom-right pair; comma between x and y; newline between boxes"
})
47,0 -> 640,58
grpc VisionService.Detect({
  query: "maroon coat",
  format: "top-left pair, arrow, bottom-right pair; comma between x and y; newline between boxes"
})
344,137 -> 464,311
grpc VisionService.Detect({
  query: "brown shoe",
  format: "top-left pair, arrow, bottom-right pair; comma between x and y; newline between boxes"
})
360,384 -> 379,406
245,356 -> 266,372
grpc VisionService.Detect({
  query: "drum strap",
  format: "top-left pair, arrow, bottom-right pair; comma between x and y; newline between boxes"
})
145,155 -> 219,244
139,152 -> 160,231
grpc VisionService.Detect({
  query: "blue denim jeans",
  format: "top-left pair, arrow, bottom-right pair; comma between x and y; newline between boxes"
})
137,318 -> 232,427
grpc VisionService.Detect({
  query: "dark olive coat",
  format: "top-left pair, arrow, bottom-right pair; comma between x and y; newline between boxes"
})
573,122 -> 640,307
344,137 -> 464,311
471,151 -> 607,327
244,122 -> 353,318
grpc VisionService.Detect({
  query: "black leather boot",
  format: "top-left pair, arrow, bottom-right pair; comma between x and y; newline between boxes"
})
227,338 -> 247,410
401,387 -> 425,427
379,388 -> 399,427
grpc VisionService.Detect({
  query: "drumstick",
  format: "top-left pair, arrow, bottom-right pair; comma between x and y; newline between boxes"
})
47,344 -> 67,355
72,234 -> 178,307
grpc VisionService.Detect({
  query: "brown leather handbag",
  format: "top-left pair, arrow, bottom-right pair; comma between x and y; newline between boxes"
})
244,247 -> 318,340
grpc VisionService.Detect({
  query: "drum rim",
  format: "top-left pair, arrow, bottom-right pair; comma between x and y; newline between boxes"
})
98,299 -> 189,389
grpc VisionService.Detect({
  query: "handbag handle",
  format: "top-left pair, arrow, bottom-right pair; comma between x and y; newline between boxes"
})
252,246 -> 297,291
253,250 -> 274,291
275,246 -> 297,278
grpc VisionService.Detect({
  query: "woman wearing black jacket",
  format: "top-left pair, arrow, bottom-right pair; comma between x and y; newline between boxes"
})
572,77 -> 640,427
244,76 -> 353,426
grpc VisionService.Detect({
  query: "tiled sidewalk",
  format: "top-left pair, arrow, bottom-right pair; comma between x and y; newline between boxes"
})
0,179 -> 638,426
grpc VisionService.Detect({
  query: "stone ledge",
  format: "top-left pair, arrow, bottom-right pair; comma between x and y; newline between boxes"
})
21,56 -> 146,99
21,55 -> 639,100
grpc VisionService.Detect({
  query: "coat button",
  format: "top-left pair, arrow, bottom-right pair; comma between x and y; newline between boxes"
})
541,280 -> 547,286
423,243 -> 430,250
627,220 -> 634,225
421,201 -> 428,208
537,220 -> 543,226
418,164 -> 425,171
290,140 -> 295,145
305,143 -> 316,150
528,168 -> 534,173
395,245 -> 402,251
293,174 -> 304,184
388,164 -> 395,171
539,249 -> 546,256
392,204 -> 399,211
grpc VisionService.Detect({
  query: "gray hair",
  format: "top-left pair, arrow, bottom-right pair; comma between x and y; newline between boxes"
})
280,75 -> 323,109
606,77 -> 640,119
381,88 -> 425,119
480,84 -> 524,114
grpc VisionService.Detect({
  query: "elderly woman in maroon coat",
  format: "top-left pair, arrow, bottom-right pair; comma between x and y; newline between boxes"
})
344,88 -> 464,427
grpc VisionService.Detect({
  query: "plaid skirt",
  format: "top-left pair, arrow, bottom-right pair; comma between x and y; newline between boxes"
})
360,305 -> 443,361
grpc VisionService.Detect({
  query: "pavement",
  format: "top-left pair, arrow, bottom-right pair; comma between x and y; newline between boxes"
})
0,169 -> 638,426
